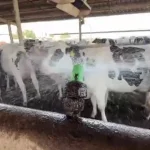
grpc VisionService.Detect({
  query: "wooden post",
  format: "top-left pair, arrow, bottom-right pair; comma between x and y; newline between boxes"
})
79,18 -> 82,41
7,23 -> 14,43
13,0 -> 24,44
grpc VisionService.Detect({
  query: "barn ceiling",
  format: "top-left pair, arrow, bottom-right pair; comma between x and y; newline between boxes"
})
0,0 -> 150,24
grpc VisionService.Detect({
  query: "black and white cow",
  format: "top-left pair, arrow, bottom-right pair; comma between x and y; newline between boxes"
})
24,39 -> 42,52
30,39 -> 150,122
133,36 -> 150,45
93,36 -> 150,46
40,41 -> 72,99
92,38 -> 116,45
65,40 -> 150,122
0,43 -> 41,106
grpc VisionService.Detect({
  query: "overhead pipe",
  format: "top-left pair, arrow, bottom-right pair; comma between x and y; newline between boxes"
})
0,17 -> 15,25
79,17 -> 84,41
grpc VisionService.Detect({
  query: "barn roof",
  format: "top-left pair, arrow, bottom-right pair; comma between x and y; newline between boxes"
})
0,0 -> 150,24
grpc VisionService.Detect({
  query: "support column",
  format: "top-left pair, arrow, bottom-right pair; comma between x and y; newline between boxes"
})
7,23 -> 14,43
79,18 -> 82,41
13,0 -> 24,44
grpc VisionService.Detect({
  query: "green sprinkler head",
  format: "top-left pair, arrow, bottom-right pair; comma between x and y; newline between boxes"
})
71,64 -> 84,82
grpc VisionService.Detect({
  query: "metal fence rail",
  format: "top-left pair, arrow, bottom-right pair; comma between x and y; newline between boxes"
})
50,29 -> 150,36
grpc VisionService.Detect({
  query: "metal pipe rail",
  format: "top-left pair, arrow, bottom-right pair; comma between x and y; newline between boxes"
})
49,29 -> 150,36
0,103 -> 149,150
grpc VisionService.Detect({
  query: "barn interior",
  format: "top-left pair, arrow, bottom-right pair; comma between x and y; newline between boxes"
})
0,0 -> 150,150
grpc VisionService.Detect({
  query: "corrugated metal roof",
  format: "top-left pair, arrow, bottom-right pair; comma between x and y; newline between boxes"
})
0,0 -> 150,24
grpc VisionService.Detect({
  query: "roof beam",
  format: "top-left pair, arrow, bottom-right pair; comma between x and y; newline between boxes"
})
0,0 -> 42,6
0,1 -> 50,11
16,15 -> 74,22
0,7 -> 57,17
91,0 -> 150,9
0,0 -> 13,6
0,17 -> 16,25
50,0 -> 75,4
1,9 -> 65,20
90,8 -> 150,17
2,0 -> 150,18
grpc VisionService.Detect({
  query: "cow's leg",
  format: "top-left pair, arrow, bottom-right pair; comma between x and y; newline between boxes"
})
14,77 -> 18,88
0,89 -> 3,102
30,72 -> 41,98
6,74 -> 10,91
26,58 -> 41,98
58,84 -> 62,100
145,92 -> 150,120
10,62 -> 27,106
95,87 -> 108,122
86,89 -> 98,118
90,94 -> 97,118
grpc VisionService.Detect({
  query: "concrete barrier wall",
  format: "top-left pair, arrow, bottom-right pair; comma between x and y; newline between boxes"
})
0,104 -> 149,150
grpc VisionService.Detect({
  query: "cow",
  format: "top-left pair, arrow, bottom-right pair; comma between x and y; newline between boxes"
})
24,39 -> 41,52
65,40 -> 150,122
133,36 -> 150,45
39,41 -> 72,99
0,43 -> 41,106
92,38 -> 116,45
115,36 -> 150,45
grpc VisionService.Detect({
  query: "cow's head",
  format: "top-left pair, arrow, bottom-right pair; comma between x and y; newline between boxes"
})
42,41 -> 70,67
49,48 -> 64,66
92,38 -> 116,46
66,45 -> 99,68
65,45 -> 84,65
40,41 -> 73,75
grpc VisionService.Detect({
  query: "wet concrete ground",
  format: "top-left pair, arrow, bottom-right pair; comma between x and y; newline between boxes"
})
1,71 -> 150,129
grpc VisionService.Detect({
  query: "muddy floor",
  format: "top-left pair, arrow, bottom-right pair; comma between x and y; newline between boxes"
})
1,71 -> 150,129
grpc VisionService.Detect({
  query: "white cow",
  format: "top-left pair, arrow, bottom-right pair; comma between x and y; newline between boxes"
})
39,41 -> 72,99
0,43 -> 41,106
115,37 -> 132,45
66,42 -> 150,122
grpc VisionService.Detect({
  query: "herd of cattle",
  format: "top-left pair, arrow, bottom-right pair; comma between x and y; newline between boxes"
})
0,35 -> 150,123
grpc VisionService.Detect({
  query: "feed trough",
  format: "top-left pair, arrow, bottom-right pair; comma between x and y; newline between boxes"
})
0,103 -> 150,150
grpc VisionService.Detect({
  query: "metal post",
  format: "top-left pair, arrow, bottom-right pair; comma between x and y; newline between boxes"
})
13,0 -> 24,44
79,18 -> 82,41
7,23 -> 14,43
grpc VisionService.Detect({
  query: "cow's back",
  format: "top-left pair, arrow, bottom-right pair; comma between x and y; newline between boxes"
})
81,44 -> 150,93
1,44 -> 26,76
